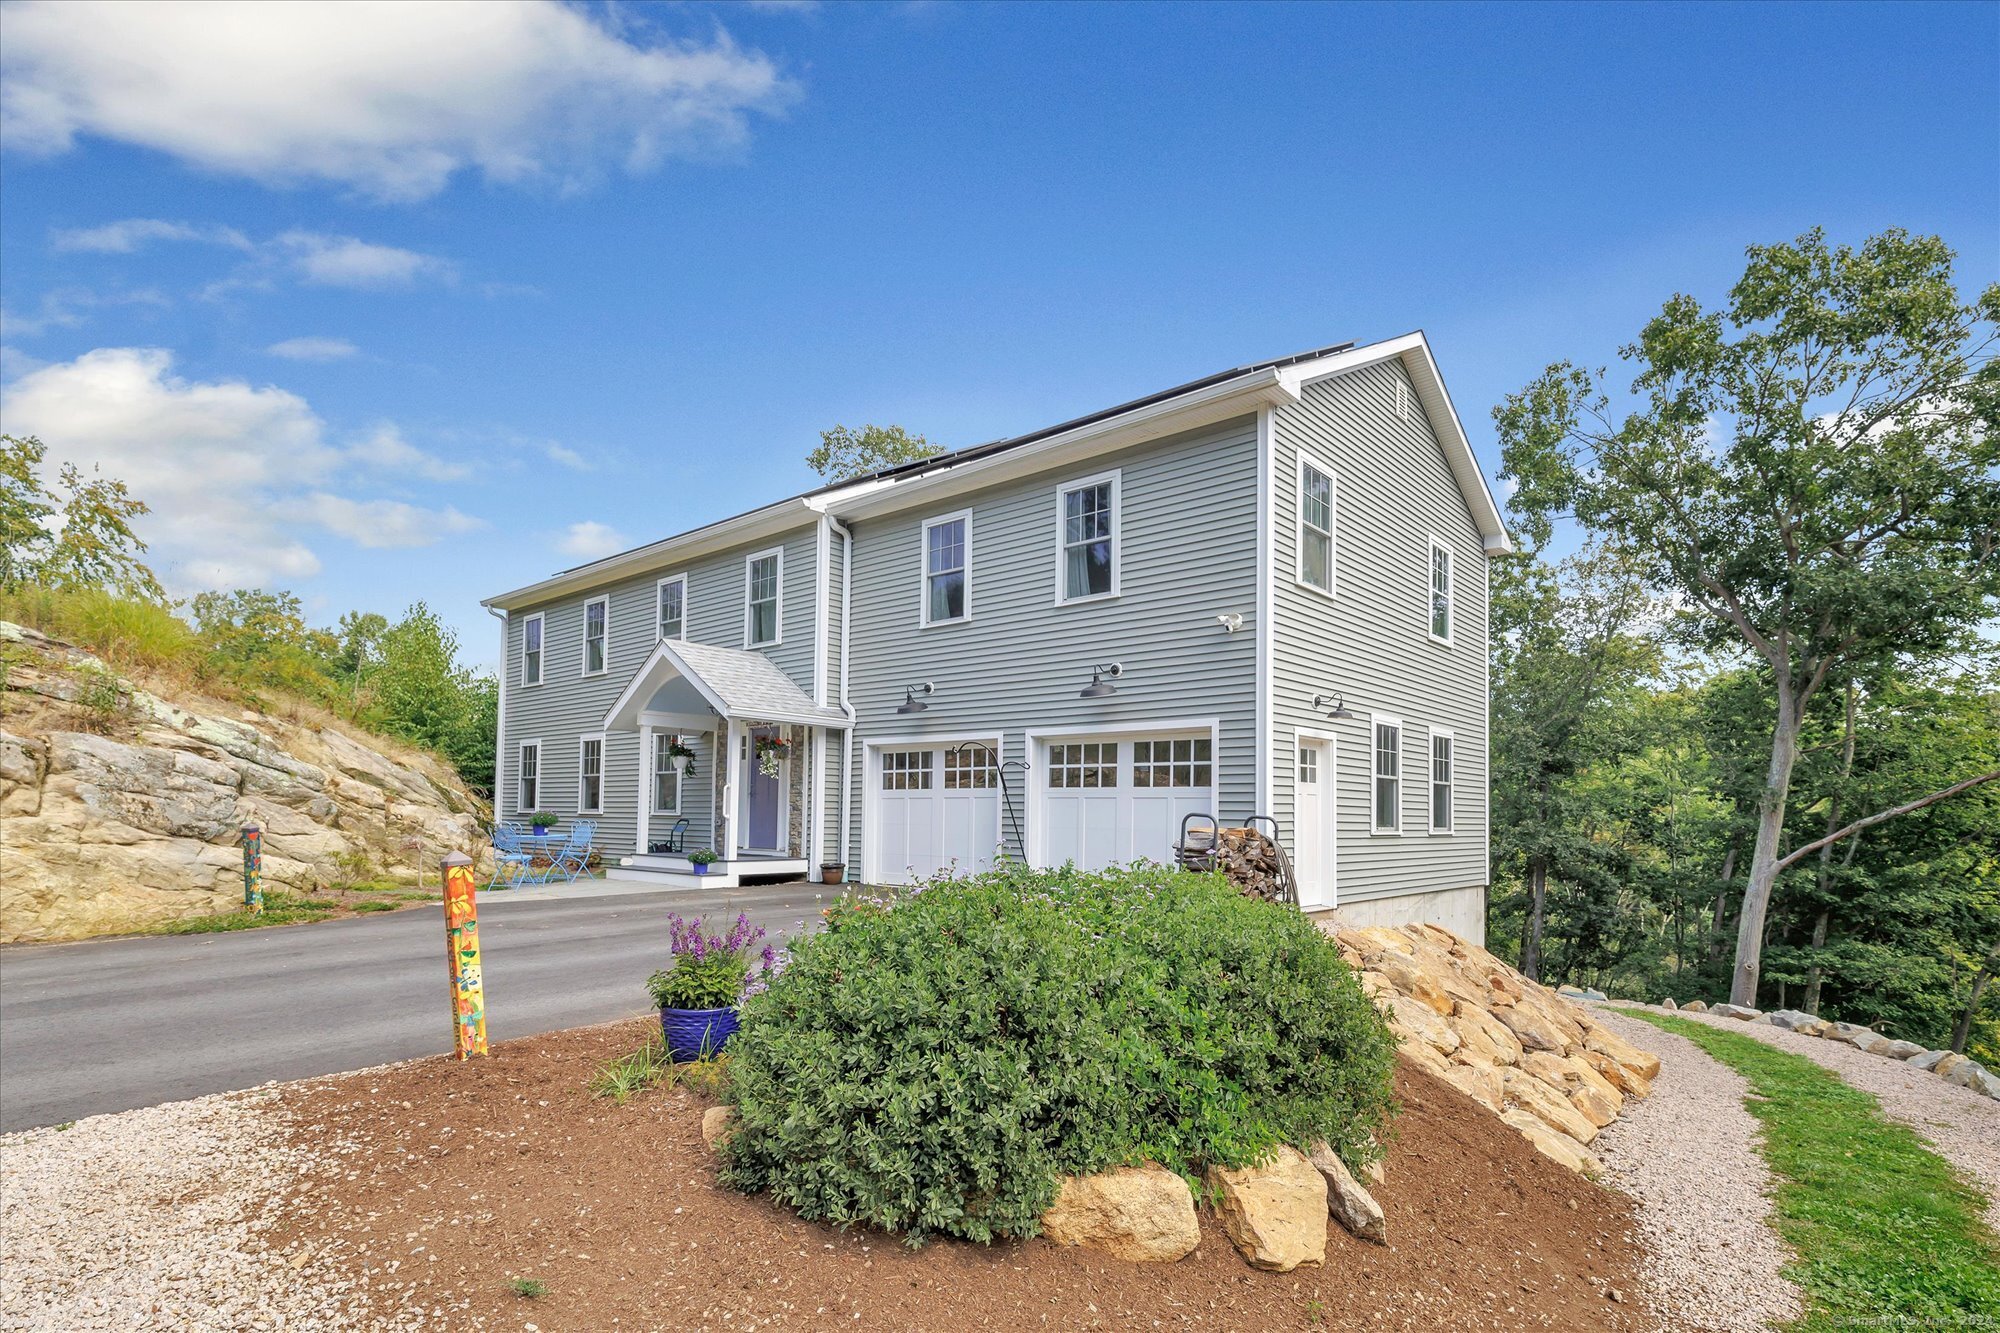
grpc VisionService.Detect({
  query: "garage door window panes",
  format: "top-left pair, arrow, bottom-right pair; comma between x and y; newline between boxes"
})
943,747 -> 995,789
1132,737 -> 1211,788
882,750 -> 933,790
1049,742 -> 1117,788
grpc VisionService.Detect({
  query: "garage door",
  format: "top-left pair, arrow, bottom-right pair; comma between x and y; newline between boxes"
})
871,741 -> 1003,884
1039,733 -> 1214,871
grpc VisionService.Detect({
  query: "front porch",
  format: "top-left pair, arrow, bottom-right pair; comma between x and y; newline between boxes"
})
605,851 -> 813,890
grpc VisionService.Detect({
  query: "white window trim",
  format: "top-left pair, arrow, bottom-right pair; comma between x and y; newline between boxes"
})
1053,468 -> 1122,606
918,509 -> 973,628
1429,726 -> 1455,835
650,731 -> 683,817
577,733 -> 606,814
580,595 -> 610,677
1294,450 -> 1337,598
1371,714 -> 1403,835
655,573 -> 688,642
743,546 -> 785,648
1427,536 -> 1453,646
520,612 -> 545,688
515,739 -> 543,813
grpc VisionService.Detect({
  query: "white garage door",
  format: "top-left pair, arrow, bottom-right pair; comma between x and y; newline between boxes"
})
1039,733 -> 1215,871
870,741 -> 1003,884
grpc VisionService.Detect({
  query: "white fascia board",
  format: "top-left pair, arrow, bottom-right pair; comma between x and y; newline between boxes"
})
814,370 -> 1299,522
483,499 -> 816,612
1278,333 -> 1512,556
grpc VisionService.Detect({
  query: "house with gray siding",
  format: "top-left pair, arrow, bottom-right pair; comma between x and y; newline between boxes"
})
481,332 -> 1508,942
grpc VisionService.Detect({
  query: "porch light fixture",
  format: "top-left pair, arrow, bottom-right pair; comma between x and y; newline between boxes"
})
1080,663 -> 1123,699
1311,692 -> 1355,720
897,681 -> 935,715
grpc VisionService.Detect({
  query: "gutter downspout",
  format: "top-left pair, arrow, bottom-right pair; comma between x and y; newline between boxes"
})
827,514 -> 857,878
486,606 -> 507,821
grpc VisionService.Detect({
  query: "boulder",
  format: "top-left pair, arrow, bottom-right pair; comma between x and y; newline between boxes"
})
1568,1084 -> 1621,1130
1494,997 -> 1573,1053
1397,1041 -> 1453,1079
1944,1061 -> 1998,1097
1306,1142 -> 1386,1245
1374,953 -> 1453,1017
1039,1165 -> 1199,1263
1762,1009 -> 1826,1035
1500,1109 -> 1602,1177
1441,1062 -> 1504,1113
1583,1049 -> 1653,1100
1206,1147 -> 1328,1272
1582,1025 -> 1662,1082
1447,1004 -> 1523,1067
1556,985 -> 1607,1002
1879,1039 -> 1927,1062
1501,1068 -> 1600,1145
1826,1023 -> 1891,1055
1910,1049 -> 1965,1075
1682,999 -> 1709,1013
1380,993 -> 1460,1056
1709,1003 -> 1762,1021
1662,997 -> 1678,1010
700,1106 -> 737,1150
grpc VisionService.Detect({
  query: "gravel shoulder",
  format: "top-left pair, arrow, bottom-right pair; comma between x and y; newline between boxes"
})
1664,1009 -> 2000,1231
1584,1009 -> 1803,1333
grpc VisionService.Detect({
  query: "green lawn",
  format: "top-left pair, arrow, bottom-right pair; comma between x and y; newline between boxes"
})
1621,1010 -> 2000,1330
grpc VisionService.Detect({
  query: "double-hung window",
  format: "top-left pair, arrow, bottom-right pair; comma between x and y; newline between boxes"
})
1298,458 -> 1335,593
657,575 -> 685,641
652,733 -> 681,814
521,613 -> 544,686
1057,472 -> 1119,603
517,741 -> 541,811
1372,717 -> 1402,833
1430,730 -> 1454,833
578,736 -> 603,813
745,550 -> 781,647
1429,539 -> 1453,643
922,512 -> 969,625
582,596 -> 608,675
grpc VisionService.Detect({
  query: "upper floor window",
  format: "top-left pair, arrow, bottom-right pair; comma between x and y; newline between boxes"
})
657,575 -> 686,641
922,512 -> 969,625
1372,717 -> 1402,833
578,735 -> 603,812
745,549 -> 781,647
1430,729 -> 1454,833
517,740 -> 541,811
582,596 -> 608,675
1429,539 -> 1453,643
1058,471 -> 1120,603
1298,458 -> 1335,593
521,613 -> 544,687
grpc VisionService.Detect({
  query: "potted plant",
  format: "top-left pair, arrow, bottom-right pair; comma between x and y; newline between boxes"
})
527,812 -> 559,834
664,739 -> 697,779
819,861 -> 845,885
647,912 -> 779,1062
754,735 -> 791,779
688,848 -> 718,876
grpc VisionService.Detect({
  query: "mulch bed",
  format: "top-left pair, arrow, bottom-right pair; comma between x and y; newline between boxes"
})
275,1019 -> 1656,1332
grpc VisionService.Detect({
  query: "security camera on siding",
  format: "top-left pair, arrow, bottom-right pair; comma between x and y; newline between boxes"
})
1216,613 -> 1244,634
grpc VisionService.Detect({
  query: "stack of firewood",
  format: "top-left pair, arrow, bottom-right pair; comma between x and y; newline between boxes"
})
1215,827 -> 1287,902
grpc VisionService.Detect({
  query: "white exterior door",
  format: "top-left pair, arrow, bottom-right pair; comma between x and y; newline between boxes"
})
869,741 -> 1002,883
1293,737 -> 1335,908
1038,733 -> 1215,871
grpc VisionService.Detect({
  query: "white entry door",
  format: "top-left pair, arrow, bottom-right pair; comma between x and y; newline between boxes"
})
870,741 -> 1002,883
1293,737 -> 1336,908
1038,733 -> 1215,871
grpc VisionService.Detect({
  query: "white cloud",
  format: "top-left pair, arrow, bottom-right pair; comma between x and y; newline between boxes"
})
281,493 -> 483,549
0,287 -> 170,338
1,0 -> 796,201
0,347 -> 482,591
266,336 -> 358,362
276,231 -> 449,289
544,441 -> 592,471
346,423 -> 467,481
557,521 -> 628,560
51,218 -> 250,254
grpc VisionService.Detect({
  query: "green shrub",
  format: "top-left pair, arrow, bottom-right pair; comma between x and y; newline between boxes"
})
720,865 -> 1396,1245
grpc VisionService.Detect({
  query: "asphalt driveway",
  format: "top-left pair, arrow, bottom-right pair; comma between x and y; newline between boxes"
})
0,880 -> 831,1132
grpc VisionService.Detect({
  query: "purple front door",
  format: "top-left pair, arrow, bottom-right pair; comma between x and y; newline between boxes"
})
746,727 -> 782,850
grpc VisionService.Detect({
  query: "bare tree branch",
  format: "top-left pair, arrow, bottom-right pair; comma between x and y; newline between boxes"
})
1772,768 -> 2000,875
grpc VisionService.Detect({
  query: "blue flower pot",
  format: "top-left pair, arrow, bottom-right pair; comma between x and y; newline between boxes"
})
660,1005 -> 738,1062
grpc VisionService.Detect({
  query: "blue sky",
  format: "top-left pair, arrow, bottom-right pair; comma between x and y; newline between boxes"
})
2,0 -> 1995,667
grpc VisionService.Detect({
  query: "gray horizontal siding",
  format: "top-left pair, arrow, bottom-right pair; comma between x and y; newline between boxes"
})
496,524 -> 820,860
1272,359 -> 1491,905
843,416 -> 1263,869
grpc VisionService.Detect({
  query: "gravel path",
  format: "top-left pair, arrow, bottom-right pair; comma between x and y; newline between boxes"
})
1586,1009 -> 1803,1333
1667,1009 -> 2000,1230
0,1088 -> 425,1332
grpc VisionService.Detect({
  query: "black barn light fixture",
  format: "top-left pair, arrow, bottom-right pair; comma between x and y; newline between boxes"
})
897,681 -> 935,714
1079,663 -> 1123,699
1311,692 -> 1355,720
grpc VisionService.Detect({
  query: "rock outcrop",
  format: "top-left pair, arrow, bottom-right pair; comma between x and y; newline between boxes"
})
1039,1165 -> 1201,1263
1331,922 -> 1659,1175
1,622 -> 487,941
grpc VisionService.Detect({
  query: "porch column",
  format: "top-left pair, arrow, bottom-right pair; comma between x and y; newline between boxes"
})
636,723 -> 653,856
807,725 -> 823,867
722,717 -> 743,861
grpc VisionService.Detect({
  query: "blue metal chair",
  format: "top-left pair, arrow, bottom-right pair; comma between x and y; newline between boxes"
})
487,821 -> 537,888
550,819 -> 597,883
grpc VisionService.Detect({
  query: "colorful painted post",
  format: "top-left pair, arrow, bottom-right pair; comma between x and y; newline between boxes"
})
441,851 -> 488,1059
240,824 -> 263,915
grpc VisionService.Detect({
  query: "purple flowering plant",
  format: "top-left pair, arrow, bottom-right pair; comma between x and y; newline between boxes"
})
647,912 -> 780,1010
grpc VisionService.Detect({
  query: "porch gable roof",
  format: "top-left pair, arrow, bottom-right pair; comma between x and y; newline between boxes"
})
601,638 -> 846,732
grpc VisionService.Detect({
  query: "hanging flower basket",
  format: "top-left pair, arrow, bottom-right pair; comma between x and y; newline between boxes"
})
665,740 -> 697,779
755,735 -> 792,779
